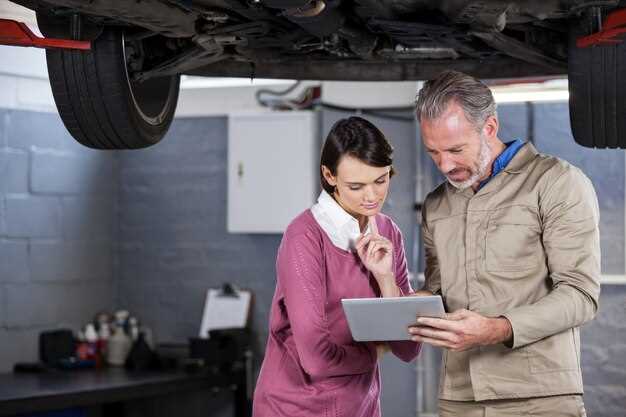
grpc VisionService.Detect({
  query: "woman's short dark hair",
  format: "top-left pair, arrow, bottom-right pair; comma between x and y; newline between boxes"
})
320,116 -> 395,195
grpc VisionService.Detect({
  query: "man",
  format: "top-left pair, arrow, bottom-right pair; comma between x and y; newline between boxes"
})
410,70 -> 600,417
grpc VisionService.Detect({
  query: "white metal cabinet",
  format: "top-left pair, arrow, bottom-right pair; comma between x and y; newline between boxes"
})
227,111 -> 319,233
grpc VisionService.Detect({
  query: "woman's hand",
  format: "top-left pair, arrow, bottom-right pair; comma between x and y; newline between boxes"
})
355,217 -> 393,278
356,217 -> 399,297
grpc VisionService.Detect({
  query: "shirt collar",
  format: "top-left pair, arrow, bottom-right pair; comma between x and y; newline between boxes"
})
478,139 -> 526,190
311,190 -> 371,251
503,141 -> 539,173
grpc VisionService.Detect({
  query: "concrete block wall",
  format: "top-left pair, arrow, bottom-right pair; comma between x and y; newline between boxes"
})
581,285 -> 626,415
116,117 -> 282,352
0,109 -> 117,372
116,116 -> 283,417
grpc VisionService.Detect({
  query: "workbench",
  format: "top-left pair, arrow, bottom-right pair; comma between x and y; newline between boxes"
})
0,367 -> 251,417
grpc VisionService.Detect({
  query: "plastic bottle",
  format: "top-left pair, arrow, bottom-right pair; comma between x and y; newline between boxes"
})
129,317 -> 139,341
97,322 -> 111,367
75,329 -> 89,361
107,323 -> 132,366
84,324 -> 98,361
115,310 -> 130,331
99,322 -> 111,341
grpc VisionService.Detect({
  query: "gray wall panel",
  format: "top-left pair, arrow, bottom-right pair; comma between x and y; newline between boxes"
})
0,149 -> 28,193
0,240 -> 29,283
117,116 -> 281,417
117,117 -> 281,346
497,103 -> 529,143
580,286 -> 626,415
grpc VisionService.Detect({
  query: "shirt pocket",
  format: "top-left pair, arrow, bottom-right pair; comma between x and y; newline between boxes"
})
485,205 -> 543,274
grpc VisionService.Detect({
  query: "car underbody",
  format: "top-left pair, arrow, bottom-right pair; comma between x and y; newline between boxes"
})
11,0 -> 598,81
4,0 -> 625,150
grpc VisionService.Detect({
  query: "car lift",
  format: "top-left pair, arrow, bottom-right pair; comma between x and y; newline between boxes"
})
577,8 -> 626,48
0,18 -> 90,50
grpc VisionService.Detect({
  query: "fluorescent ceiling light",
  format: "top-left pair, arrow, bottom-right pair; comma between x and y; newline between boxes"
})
180,76 -> 295,89
180,76 -> 570,103
493,89 -> 569,103
491,79 -> 569,103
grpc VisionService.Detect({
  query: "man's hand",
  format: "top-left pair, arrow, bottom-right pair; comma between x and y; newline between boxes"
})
408,309 -> 512,352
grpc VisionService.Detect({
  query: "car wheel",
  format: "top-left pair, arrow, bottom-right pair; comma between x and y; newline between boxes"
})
46,28 -> 180,149
568,14 -> 626,149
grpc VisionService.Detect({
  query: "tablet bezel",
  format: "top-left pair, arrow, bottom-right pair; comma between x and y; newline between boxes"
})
341,295 -> 446,342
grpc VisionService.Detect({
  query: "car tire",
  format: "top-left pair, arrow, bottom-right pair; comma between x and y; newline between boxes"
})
568,14 -> 626,149
46,28 -> 180,149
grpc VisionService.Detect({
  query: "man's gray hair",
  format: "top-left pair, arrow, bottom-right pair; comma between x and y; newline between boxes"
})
415,70 -> 497,130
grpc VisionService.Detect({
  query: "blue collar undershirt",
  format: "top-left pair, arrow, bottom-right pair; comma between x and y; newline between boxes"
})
477,139 -> 526,190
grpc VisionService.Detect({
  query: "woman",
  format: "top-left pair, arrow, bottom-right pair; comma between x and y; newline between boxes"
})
253,117 -> 421,417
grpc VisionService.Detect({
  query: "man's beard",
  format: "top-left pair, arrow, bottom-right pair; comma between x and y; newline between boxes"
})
447,135 -> 492,190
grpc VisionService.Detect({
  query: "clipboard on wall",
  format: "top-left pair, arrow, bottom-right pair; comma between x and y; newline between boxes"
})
198,283 -> 252,338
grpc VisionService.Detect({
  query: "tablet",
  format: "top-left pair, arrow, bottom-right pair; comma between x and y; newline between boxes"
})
341,295 -> 446,342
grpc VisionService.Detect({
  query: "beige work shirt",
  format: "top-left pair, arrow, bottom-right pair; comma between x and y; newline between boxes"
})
422,142 -> 601,401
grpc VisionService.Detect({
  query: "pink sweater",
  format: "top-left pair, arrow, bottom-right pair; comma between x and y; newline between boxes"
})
253,210 -> 421,417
